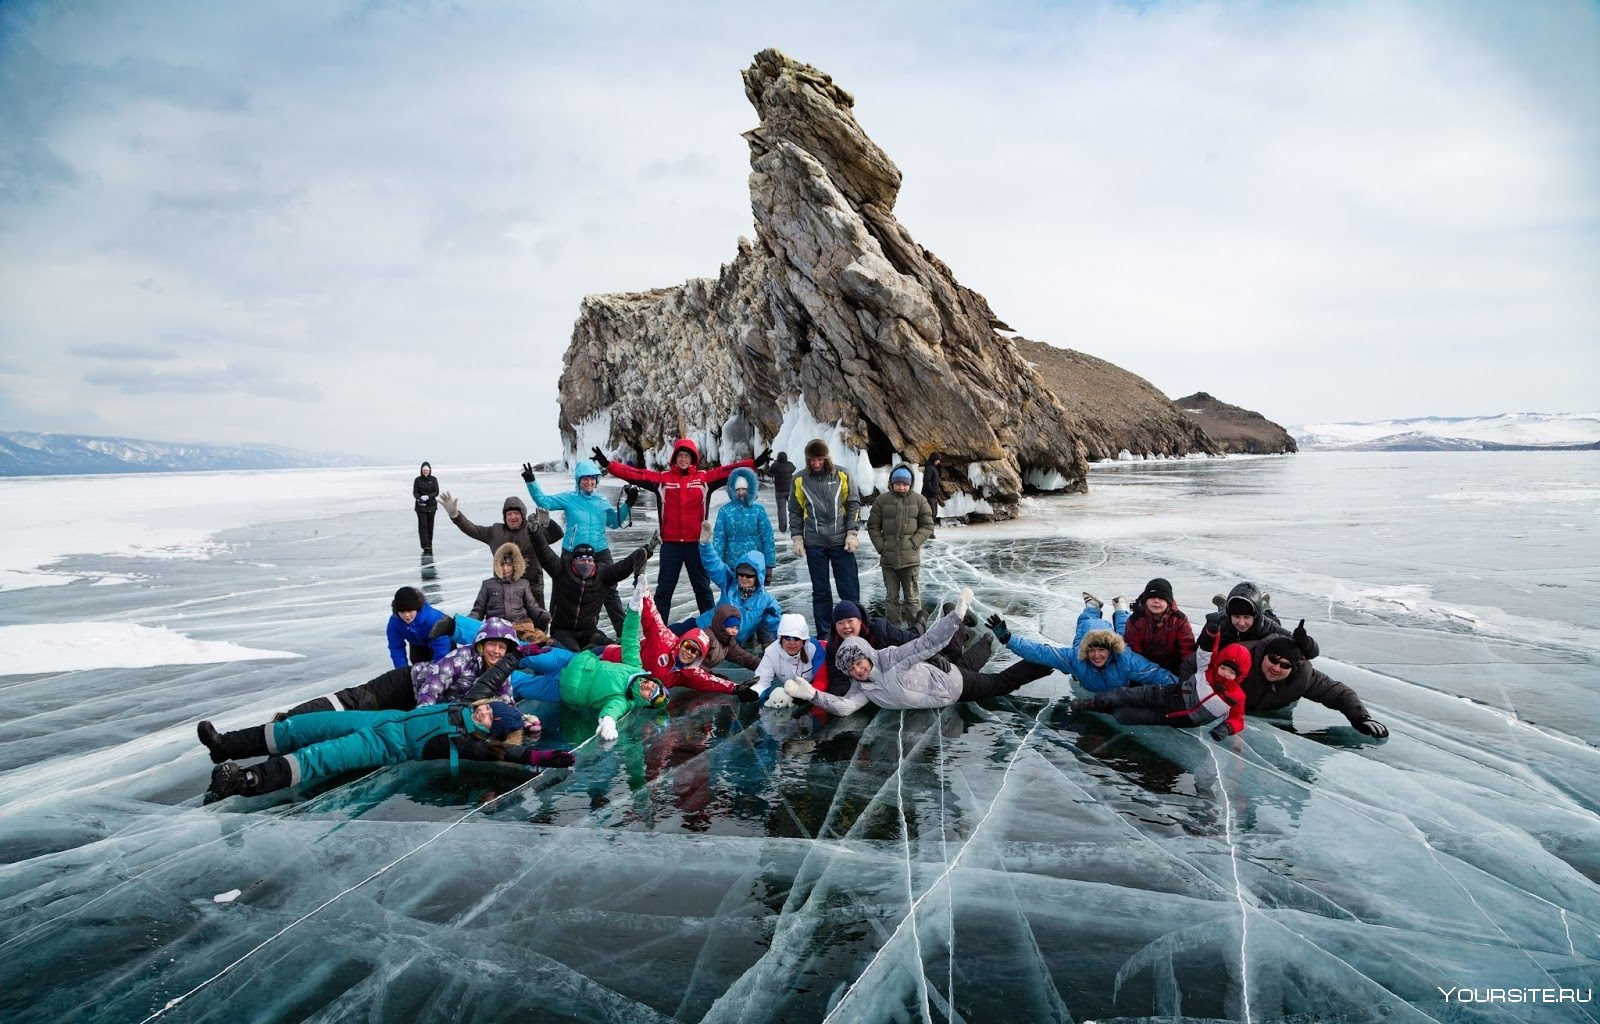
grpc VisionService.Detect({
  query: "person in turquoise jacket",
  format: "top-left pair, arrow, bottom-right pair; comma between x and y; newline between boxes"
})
521,459 -> 632,632
713,467 -> 775,585
198,699 -> 575,803
689,520 -> 781,647
985,593 -> 1176,693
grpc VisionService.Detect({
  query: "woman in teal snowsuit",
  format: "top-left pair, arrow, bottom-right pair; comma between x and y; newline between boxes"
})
198,700 -> 575,803
522,459 -> 633,632
713,467 -> 775,583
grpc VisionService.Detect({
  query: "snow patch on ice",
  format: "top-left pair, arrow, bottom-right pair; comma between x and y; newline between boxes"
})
213,889 -> 241,904
0,623 -> 301,676
767,397 -> 874,497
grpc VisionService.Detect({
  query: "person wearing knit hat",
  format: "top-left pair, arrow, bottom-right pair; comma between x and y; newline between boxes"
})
1073,642 -> 1251,741
1238,634 -> 1388,738
1121,577 -> 1197,679
385,586 -> 452,669
789,438 -> 862,636
1198,581 -> 1319,661
868,463 -> 935,628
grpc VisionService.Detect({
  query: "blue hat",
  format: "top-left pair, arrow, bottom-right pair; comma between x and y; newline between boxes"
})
485,701 -> 524,739
890,466 -> 913,485
832,599 -> 864,623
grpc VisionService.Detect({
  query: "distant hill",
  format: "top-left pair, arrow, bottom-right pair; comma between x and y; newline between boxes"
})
1289,413 -> 1600,452
1172,392 -> 1297,455
0,431 -> 376,476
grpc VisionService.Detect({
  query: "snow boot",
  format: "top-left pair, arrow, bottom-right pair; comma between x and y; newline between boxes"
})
204,757 -> 294,804
197,721 -> 269,764
428,615 -> 456,641
1082,592 -> 1103,610
940,602 -> 978,628
959,633 -> 995,672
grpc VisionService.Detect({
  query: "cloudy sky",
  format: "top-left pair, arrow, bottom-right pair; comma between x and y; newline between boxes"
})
1,0 -> 1595,464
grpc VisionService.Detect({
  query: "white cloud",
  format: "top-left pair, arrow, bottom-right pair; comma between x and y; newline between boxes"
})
0,0 -> 1594,458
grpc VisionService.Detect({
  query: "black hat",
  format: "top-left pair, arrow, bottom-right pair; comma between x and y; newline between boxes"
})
571,543 -> 596,558
1139,578 -> 1175,605
1226,594 -> 1256,617
391,586 -> 424,613
1260,636 -> 1303,668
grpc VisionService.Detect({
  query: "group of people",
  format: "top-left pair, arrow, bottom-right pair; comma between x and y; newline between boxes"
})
196,442 -> 1386,804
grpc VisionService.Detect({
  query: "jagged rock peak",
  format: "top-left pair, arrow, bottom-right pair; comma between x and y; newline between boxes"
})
558,50 -> 1215,519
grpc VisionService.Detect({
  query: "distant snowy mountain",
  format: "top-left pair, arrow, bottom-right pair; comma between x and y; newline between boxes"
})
0,431 -> 376,476
1290,412 -> 1600,452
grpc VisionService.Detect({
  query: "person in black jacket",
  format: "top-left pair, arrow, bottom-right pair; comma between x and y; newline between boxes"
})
532,529 -> 659,651
439,492 -> 564,610
920,453 -> 944,515
769,452 -> 797,534
413,462 -> 439,553
1198,580 -> 1320,659
1240,636 -> 1388,738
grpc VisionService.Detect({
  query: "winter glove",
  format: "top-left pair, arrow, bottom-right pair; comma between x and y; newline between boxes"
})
1112,595 -> 1128,613
534,508 -> 550,531
628,572 -> 648,611
1209,720 -> 1243,741
985,614 -> 1010,644
954,587 -> 974,620
597,716 -> 619,742
764,687 -> 795,709
700,520 -> 714,545
622,483 -> 640,503
753,447 -> 772,469
784,677 -> 817,702
736,685 -> 759,704
1292,619 -> 1315,657
641,530 -> 661,561
791,536 -> 805,558
528,748 -> 575,768
590,446 -> 609,468
1353,718 -> 1389,739
844,531 -> 859,553
520,462 -> 536,483
439,492 -> 459,517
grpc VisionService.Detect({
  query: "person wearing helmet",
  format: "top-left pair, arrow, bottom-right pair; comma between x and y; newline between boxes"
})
197,696 -> 575,804
521,458 -> 634,632
274,617 -> 525,718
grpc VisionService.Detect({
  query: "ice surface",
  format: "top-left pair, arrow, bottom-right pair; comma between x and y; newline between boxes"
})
0,454 -> 1596,1022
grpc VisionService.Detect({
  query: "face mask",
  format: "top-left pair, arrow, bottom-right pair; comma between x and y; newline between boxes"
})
572,558 -> 596,579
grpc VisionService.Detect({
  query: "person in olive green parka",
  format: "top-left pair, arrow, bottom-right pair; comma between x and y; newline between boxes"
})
867,464 -> 935,627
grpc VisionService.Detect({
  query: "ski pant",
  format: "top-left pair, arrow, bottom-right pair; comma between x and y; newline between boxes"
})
805,544 -> 861,638
655,541 -> 714,618
956,660 -> 1052,702
1090,682 -> 1210,728
416,508 -> 436,551
880,564 -> 921,627
268,709 -> 428,787
283,667 -> 416,718
512,647 -> 575,701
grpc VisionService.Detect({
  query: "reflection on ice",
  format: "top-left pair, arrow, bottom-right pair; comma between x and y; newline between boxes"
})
0,456 -> 1597,1022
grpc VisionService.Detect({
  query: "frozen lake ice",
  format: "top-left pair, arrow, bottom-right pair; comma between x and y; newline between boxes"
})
0,453 -> 1596,1022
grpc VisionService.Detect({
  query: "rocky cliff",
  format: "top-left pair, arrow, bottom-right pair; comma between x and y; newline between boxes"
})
558,49 -> 1216,519
1174,392 -> 1298,454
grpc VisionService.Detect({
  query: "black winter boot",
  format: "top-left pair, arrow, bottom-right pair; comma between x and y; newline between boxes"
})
197,722 -> 270,764
204,762 -> 252,804
428,615 -> 456,641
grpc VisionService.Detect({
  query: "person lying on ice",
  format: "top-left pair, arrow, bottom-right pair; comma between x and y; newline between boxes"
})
1198,581 -> 1320,659
986,594 -> 1176,693
751,613 -> 826,708
385,585 -> 451,669
198,698 -> 575,804
277,617 -> 522,719
598,588 -> 756,701
505,575 -> 674,743
1072,642 -> 1250,740
781,589 -> 1052,715
1240,635 -> 1389,738
680,519 -> 780,648
819,599 -> 993,697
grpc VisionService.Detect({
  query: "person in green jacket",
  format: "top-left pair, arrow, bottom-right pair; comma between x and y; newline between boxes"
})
510,574 -> 670,743
867,464 -> 935,627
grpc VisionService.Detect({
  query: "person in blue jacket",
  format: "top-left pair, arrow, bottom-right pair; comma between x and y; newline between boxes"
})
681,520 -> 781,647
985,593 -> 1176,692
386,586 -> 451,668
521,459 -> 632,632
713,467 -> 776,586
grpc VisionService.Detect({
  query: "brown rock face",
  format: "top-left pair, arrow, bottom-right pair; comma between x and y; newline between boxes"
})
1173,392 -> 1299,454
558,49 -> 1217,518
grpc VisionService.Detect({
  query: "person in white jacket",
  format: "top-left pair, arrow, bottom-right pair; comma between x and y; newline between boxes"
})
755,613 -> 823,707
783,589 -> 1051,715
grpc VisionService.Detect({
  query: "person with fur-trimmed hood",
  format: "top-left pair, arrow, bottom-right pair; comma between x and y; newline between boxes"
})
593,437 -> 768,618
469,543 -> 552,641
1240,635 -> 1389,738
784,590 -> 1051,715
986,594 -> 1177,693
752,613 -> 827,707
713,466 -> 776,585
1120,577 -> 1197,678
1074,642 -> 1250,741
521,458 -> 632,633
386,586 -> 451,668
198,697 -> 575,803
438,491 -> 564,610
278,618 -> 524,718
789,438 -> 862,636
1198,581 -> 1319,660
689,519 -> 781,647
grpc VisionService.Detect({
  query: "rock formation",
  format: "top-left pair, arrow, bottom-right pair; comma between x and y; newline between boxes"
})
1173,392 -> 1298,454
558,49 -> 1218,519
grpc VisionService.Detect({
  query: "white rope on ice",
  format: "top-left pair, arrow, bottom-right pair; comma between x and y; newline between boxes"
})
138,734 -> 593,1023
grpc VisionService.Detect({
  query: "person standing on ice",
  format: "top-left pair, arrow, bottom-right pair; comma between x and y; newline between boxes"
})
438,491 -> 564,611
521,459 -> 632,634
789,438 -> 862,637
782,589 -> 1051,714
867,464 -> 935,628
713,466 -> 776,586
385,586 -> 452,668
768,451 -> 796,534
1240,635 -> 1389,738
920,453 -> 944,516
198,698 -> 574,803
412,461 -> 439,554
593,437 -> 768,619
986,593 -> 1177,692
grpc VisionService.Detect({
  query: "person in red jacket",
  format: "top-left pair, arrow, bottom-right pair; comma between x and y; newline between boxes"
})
600,591 -> 757,701
1120,577 -> 1197,679
593,438 -> 768,618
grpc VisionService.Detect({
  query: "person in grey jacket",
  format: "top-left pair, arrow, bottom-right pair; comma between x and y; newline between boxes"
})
867,464 -> 935,627
788,439 -> 862,636
783,589 -> 1050,715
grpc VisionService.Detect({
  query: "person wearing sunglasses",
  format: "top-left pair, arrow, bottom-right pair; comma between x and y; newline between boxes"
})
1239,636 -> 1388,738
